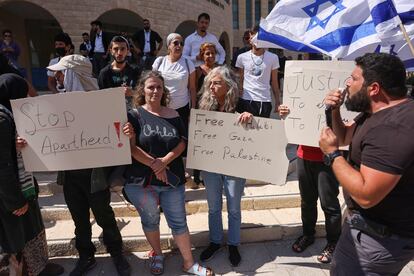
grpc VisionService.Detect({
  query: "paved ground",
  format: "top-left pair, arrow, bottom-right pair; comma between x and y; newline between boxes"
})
50,239 -> 414,276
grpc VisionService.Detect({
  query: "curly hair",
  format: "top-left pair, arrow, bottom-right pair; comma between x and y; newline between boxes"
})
133,70 -> 170,107
198,66 -> 239,113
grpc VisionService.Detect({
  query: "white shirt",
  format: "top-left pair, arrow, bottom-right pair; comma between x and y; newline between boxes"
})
47,57 -> 59,77
152,56 -> 195,109
236,50 -> 279,102
183,31 -> 226,67
94,31 -> 105,53
144,31 -> 151,54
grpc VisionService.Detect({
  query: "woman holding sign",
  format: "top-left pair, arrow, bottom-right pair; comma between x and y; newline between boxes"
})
0,74 -> 63,276
123,71 -> 213,276
198,66 -> 253,267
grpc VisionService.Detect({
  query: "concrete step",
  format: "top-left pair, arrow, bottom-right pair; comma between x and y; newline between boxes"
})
35,172 -> 60,196
46,206 -> 330,257
35,171 -> 298,196
39,181 -> 302,221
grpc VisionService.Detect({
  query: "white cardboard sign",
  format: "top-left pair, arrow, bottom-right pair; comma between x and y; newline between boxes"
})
283,60 -> 358,147
11,88 -> 131,171
186,109 -> 289,185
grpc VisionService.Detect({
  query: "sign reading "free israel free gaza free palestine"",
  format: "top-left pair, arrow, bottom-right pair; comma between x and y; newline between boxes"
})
186,109 -> 289,185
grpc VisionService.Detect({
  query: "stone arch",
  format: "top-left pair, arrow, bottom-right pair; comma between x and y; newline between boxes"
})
0,0 -> 63,89
96,8 -> 143,38
219,31 -> 231,65
175,20 -> 197,40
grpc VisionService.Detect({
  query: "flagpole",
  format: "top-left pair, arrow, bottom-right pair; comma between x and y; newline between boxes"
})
399,22 -> 414,57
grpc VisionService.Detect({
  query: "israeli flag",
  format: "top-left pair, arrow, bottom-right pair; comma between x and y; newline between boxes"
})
258,0 -> 414,69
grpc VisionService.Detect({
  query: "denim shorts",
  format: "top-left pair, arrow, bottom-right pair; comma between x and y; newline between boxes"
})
123,183 -> 188,235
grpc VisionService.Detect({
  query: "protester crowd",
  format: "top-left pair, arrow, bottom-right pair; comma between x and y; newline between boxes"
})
1,10 -> 414,276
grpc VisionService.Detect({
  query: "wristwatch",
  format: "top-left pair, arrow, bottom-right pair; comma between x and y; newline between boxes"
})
323,150 -> 342,166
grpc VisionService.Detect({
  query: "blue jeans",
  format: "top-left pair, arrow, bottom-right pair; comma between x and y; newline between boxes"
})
124,183 -> 188,235
201,171 -> 246,246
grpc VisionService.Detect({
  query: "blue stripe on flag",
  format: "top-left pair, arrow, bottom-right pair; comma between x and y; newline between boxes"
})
310,21 -> 376,52
400,10 -> 414,24
371,0 -> 398,26
404,58 -> 414,69
258,27 -> 320,53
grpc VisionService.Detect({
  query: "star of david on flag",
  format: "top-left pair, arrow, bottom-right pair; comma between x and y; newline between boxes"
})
303,0 -> 346,31
257,0 -> 414,70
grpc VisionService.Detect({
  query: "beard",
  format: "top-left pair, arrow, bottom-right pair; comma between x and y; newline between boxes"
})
113,55 -> 126,64
344,86 -> 371,112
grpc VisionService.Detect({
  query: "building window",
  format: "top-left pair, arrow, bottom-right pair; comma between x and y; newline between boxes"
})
255,0 -> 261,25
268,0 -> 275,14
232,0 -> 239,29
246,0 -> 252,28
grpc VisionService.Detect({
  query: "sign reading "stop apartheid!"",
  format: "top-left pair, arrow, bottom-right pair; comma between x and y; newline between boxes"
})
186,109 -> 289,185
11,88 -> 131,171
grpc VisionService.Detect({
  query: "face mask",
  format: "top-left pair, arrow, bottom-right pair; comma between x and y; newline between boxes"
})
56,47 -> 66,57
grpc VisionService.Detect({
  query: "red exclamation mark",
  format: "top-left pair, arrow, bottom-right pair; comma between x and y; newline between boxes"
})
114,122 -> 123,148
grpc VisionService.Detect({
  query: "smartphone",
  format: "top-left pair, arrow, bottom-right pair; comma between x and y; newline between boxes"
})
325,107 -> 333,128
325,87 -> 344,128
166,170 -> 180,188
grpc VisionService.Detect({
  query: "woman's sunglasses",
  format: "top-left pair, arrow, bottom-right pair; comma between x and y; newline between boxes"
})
172,40 -> 184,47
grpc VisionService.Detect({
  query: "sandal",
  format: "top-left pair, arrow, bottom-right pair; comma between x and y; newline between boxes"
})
292,235 -> 315,253
184,262 -> 214,276
148,251 -> 164,275
317,243 -> 336,264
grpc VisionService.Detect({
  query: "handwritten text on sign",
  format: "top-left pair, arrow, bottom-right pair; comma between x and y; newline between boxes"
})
11,88 -> 131,171
186,109 -> 289,185
283,61 -> 358,147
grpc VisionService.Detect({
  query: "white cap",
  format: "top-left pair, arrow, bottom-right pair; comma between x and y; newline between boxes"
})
47,54 -> 92,75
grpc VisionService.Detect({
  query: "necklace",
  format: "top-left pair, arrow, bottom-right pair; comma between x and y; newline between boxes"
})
250,52 -> 264,76
250,52 -> 264,66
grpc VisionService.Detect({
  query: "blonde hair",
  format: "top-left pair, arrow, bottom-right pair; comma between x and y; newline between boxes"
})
134,70 -> 170,107
198,66 -> 239,113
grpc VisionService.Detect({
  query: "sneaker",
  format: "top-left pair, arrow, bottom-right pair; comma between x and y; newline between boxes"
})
112,255 -> 131,276
200,243 -> 221,262
39,262 -> 64,276
317,242 -> 336,264
69,256 -> 96,276
228,245 -> 241,267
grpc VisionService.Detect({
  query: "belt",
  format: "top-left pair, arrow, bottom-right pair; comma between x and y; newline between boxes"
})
347,212 -> 400,240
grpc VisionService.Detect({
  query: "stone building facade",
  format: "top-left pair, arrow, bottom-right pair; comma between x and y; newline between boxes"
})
0,0 -> 232,88
232,0 -> 278,50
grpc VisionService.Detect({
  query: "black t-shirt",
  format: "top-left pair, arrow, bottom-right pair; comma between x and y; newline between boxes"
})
98,63 -> 140,89
348,98 -> 414,238
124,107 -> 187,186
